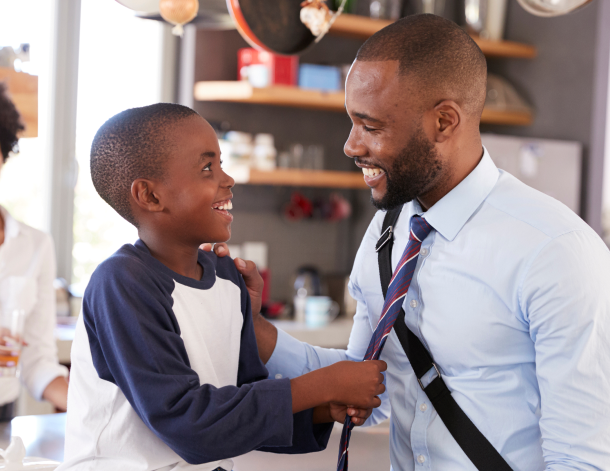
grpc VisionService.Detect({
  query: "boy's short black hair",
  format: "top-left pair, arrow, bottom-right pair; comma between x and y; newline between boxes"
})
90,103 -> 199,227
0,82 -> 25,163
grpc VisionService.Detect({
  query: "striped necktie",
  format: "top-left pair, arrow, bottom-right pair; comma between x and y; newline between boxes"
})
337,215 -> 433,471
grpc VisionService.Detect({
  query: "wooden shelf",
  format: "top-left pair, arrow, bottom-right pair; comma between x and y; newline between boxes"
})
481,107 -> 533,126
195,81 -> 344,112
195,81 -> 533,126
329,14 -> 536,59
0,68 -> 38,138
229,167 -> 368,189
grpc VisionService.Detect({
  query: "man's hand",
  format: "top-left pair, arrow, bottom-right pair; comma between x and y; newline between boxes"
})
200,243 -> 264,316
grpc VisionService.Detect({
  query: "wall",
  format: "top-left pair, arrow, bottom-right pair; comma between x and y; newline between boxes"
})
179,1 -> 610,300
188,29 -> 375,301
483,0 -> 610,233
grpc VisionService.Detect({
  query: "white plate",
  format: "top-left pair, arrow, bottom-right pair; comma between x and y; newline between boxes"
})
516,0 -> 593,17
0,456 -> 60,471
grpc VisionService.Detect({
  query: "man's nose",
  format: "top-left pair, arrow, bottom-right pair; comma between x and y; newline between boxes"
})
344,129 -> 366,159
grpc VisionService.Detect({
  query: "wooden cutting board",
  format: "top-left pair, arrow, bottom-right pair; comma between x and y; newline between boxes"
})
0,68 -> 38,138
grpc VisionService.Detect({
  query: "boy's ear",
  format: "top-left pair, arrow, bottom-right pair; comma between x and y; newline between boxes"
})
131,179 -> 164,213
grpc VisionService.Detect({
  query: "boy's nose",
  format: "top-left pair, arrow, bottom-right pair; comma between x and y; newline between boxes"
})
221,170 -> 235,189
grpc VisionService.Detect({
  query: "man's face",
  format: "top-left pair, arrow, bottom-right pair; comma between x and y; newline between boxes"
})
160,116 -> 235,245
344,60 -> 447,210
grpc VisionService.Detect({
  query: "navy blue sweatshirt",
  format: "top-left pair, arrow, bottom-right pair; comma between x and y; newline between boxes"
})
59,240 -> 332,471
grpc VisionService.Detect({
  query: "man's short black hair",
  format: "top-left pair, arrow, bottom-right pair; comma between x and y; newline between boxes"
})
0,82 -> 25,163
356,14 -> 487,117
90,103 -> 199,227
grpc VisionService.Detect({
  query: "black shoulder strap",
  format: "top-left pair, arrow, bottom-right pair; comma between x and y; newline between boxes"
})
377,207 -> 512,471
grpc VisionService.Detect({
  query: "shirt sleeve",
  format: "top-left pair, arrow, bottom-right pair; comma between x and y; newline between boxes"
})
19,233 -> 68,401
84,256 -> 323,465
521,229 -> 610,471
265,257 -> 391,427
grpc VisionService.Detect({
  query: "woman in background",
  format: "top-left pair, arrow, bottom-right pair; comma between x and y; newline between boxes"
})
0,82 -> 68,420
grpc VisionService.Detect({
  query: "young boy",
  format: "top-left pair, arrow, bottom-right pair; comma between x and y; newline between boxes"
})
59,103 -> 386,471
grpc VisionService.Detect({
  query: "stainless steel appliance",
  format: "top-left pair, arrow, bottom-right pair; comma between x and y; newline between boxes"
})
481,134 -> 582,213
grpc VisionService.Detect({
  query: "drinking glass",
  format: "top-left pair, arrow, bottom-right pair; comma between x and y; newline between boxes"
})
0,309 -> 25,378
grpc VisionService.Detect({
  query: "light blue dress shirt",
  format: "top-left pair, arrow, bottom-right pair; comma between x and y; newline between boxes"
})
266,148 -> 610,470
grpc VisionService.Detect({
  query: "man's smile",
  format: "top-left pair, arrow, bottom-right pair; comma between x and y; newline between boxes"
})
355,160 -> 387,188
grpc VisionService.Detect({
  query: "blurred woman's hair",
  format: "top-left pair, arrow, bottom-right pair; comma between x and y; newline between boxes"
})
0,82 -> 25,163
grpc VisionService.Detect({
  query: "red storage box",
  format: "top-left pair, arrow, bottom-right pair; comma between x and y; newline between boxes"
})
238,48 -> 299,87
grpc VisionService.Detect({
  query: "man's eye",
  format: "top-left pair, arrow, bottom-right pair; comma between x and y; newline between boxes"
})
363,125 -> 376,132
203,163 -> 212,171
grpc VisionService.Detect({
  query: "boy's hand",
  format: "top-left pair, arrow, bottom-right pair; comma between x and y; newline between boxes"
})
330,403 -> 373,426
327,360 -> 387,409
200,243 -> 264,316
291,359 -> 386,414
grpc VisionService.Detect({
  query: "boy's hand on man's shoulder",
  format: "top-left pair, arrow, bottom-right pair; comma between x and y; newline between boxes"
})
200,243 -> 264,316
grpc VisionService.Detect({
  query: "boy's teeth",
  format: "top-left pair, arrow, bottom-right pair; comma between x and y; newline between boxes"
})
214,201 -> 233,211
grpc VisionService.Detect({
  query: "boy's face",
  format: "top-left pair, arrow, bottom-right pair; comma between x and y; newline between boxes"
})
160,116 -> 235,245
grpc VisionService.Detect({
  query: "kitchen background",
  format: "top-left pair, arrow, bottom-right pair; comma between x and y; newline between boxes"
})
1,0 -> 609,421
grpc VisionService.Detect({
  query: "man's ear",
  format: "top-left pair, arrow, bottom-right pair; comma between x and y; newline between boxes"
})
432,100 -> 461,143
131,179 -> 164,213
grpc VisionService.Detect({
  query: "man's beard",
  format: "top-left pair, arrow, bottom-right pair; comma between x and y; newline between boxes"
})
372,127 -> 444,211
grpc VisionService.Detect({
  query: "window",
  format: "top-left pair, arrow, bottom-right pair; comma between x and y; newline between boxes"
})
72,1 -> 164,290
0,0 -> 54,230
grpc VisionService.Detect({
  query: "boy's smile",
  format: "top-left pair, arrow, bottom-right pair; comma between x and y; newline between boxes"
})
161,115 -> 236,246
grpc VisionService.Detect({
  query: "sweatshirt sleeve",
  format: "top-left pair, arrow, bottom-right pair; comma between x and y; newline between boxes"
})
83,255 -> 301,465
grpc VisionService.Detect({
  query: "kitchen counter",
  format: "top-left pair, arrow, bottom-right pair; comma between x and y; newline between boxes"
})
0,413 -> 390,470
0,414 -> 66,462
55,318 -> 356,365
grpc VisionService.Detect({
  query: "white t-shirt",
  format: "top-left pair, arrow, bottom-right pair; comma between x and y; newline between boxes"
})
0,205 -> 68,406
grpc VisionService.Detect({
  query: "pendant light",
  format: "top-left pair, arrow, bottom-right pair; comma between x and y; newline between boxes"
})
159,0 -> 200,36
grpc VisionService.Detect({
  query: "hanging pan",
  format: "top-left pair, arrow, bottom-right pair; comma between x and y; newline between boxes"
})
226,0 -> 346,55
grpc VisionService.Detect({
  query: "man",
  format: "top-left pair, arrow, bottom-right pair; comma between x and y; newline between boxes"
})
217,14 -> 610,470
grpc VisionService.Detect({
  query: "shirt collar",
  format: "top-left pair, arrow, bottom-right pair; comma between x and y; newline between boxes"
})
0,205 -> 20,241
421,146 -> 499,242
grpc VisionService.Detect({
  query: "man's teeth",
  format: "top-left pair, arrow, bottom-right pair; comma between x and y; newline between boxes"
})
362,167 -> 384,177
214,201 -> 233,211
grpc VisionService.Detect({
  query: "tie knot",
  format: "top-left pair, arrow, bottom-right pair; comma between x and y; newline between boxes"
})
409,215 -> 433,242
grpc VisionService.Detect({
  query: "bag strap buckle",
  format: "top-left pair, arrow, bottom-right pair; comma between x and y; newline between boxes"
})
417,362 -> 441,391
375,225 -> 393,252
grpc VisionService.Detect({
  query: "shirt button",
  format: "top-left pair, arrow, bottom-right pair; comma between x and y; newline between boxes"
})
419,403 -> 427,412
410,299 -> 418,308
275,374 -> 283,379
417,455 -> 426,464
420,248 -> 429,256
